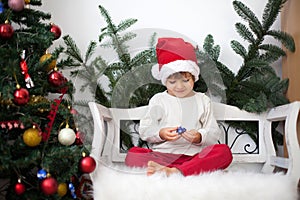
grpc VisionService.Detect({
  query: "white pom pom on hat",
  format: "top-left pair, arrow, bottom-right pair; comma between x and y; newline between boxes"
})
151,37 -> 200,85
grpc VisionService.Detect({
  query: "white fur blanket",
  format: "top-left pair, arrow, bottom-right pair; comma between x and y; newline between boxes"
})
91,165 -> 298,200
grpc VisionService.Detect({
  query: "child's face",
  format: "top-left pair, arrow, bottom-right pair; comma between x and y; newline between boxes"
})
165,72 -> 194,98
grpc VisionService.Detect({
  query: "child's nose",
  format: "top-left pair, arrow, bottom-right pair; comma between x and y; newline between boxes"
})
175,82 -> 184,88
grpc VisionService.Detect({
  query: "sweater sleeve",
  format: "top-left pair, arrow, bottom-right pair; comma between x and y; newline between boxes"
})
139,96 -> 165,143
197,96 -> 221,146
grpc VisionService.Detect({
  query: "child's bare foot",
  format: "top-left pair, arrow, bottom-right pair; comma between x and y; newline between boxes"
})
147,161 -> 180,176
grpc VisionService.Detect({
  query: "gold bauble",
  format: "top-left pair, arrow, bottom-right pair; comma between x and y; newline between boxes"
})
23,128 -> 42,147
24,0 -> 30,4
39,53 -> 56,72
57,183 -> 68,197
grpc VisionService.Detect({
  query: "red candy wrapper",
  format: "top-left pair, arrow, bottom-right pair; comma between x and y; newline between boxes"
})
20,50 -> 34,88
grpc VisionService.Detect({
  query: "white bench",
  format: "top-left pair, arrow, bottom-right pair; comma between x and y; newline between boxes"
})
88,101 -> 300,200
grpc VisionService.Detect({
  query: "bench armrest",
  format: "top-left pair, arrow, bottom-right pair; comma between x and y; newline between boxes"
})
265,101 -> 300,181
88,102 -> 112,160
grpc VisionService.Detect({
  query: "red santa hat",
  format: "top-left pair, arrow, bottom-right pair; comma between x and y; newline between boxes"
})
151,37 -> 200,85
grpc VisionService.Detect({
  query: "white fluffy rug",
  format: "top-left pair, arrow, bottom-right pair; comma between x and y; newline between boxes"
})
92,164 -> 298,200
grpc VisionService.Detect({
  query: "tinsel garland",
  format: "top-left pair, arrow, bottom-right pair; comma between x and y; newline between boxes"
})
42,88 -> 67,141
0,120 -> 25,129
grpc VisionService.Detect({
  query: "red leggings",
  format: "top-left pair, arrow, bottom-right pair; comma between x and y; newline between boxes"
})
125,144 -> 233,176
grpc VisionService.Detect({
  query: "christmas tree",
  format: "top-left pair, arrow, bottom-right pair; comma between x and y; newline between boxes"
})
0,0 -> 94,199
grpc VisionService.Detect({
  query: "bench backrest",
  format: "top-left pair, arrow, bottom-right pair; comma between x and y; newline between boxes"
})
89,102 -> 273,167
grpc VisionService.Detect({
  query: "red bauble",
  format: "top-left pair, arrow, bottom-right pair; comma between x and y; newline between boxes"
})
70,175 -> 78,184
48,70 -> 67,87
8,0 -> 24,12
79,156 -> 96,173
14,182 -> 26,195
50,24 -> 61,40
0,23 -> 14,39
13,88 -> 30,106
40,177 -> 58,195
75,131 -> 84,145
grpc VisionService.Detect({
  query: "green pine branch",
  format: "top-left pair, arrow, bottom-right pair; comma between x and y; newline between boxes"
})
198,0 -> 294,147
262,0 -> 286,31
235,22 -> 255,44
267,30 -> 295,51
233,0 -> 263,38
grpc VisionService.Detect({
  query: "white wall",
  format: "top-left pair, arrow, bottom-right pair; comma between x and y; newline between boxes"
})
39,0 -> 281,100
40,0 -> 281,71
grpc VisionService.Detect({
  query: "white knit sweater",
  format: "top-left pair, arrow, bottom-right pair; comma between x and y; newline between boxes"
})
139,91 -> 221,156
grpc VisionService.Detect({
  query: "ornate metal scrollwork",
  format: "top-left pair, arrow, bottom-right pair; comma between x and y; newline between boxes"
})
121,120 -> 259,154
218,121 -> 258,154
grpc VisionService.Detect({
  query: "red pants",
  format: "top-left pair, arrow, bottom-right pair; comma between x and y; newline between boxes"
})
125,144 -> 233,176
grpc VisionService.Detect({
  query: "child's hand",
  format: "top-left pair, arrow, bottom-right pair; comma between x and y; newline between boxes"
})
181,129 -> 202,144
159,127 -> 180,141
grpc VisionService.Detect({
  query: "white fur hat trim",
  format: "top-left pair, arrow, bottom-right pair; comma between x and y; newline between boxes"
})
151,60 -> 200,85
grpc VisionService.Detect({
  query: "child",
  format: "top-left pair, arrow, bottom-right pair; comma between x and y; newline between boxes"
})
125,37 -> 233,176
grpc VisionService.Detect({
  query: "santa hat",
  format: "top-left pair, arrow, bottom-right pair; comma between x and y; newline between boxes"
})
151,37 -> 200,85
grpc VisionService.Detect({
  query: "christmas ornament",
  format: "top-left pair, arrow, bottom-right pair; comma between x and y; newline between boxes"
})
40,177 -> 58,195
79,153 -> 96,173
58,126 -> 76,146
14,179 -> 26,195
48,69 -> 67,87
24,0 -> 29,9
20,50 -> 34,88
50,23 -> 61,40
0,2 -> 4,14
0,120 -> 24,130
68,182 -> 77,199
70,175 -> 78,184
176,126 -> 186,134
76,174 -> 93,199
37,169 -> 47,180
8,0 -> 25,11
23,126 -> 42,147
0,21 -> 14,39
13,85 -> 30,106
75,130 -> 84,145
57,183 -> 68,197
39,53 -> 56,72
